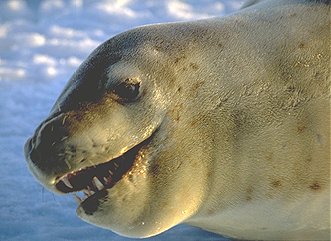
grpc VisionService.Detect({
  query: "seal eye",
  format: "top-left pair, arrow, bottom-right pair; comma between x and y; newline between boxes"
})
112,79 -> 140,103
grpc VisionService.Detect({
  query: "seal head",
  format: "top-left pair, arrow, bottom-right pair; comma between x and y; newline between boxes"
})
24,25 -> 210,237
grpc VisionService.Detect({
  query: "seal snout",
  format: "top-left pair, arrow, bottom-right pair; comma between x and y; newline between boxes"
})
24,113 -> 70,175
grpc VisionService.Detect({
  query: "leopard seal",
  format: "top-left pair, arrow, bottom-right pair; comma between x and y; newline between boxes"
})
24,0 -> 330,240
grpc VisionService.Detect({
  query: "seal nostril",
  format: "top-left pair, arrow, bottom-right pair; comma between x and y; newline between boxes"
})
24,137 -> 43,166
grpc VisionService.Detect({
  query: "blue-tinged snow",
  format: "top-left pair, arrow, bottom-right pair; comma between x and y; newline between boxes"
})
0,0 -> 243,240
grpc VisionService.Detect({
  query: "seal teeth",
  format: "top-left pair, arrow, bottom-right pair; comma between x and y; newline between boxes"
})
62,176 -> 73,189
86,186 -> 94,195
92,177 -> 104,191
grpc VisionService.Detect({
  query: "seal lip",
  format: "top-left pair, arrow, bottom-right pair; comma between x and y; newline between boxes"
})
54,129 -> 157,210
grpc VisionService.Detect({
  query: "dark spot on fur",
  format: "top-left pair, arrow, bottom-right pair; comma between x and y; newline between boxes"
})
174,55 -> 186,64
189,62 -> 199,70
271,180 -> 282,188
286,85 -> 296,93
177,87 -> 181,92
190,80 -> 205,93
310,182 -> 321,190
297,125 -> 306,133
207,170 -> 213,177
231,109 -> 247,131
305,157 -> 312,162
266,152 -> 273,162
298,43 -> 305,48
314,71 -> 322,78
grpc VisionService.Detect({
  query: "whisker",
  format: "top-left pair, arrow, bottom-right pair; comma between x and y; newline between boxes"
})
64,159 -> 72,169
62,115 -> 67,125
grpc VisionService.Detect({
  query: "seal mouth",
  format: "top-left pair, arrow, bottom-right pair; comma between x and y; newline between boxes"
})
54,133 -> 154,211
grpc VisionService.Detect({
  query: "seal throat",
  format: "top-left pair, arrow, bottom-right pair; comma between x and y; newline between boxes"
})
55,134 -> 154,205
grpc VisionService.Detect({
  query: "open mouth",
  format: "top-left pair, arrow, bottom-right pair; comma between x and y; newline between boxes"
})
54,133 -> 154,214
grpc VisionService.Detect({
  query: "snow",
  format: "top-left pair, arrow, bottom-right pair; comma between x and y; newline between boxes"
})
0,0 -> 243,240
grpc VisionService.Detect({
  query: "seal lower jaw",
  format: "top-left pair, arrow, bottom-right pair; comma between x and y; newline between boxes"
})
54,133 -> 155,213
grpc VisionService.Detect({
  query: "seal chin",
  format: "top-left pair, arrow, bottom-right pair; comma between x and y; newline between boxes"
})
54,131 -> 156,214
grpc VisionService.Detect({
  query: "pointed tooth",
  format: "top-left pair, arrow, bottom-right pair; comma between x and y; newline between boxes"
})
62,176 -> 73,189
108,170 -> 113,175
73,194 -> 81,204
87,186 -> 93,195
114,163 -> 119,168
93,177 -> 104,191
87,185 -> 95,195
103,176 -> 112,185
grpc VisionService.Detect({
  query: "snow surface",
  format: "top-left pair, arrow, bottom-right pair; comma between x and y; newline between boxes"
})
0,0 -> 243,240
